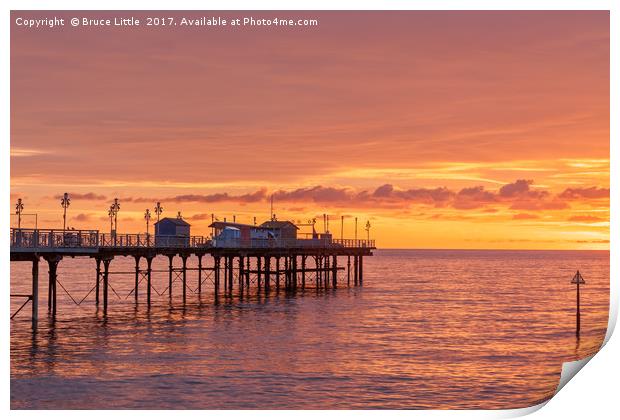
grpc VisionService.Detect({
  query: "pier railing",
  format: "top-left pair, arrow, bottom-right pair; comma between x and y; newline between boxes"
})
98,233 -> 210,248
11,228 -> 100,250
10,228 -> 375,251
212,238 -> 375,249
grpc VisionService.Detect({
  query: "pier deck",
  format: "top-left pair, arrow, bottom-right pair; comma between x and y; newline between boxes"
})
10,228 -> 375,327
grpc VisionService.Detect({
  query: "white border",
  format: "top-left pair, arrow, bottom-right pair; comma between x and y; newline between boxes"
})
2,1 -> 616,419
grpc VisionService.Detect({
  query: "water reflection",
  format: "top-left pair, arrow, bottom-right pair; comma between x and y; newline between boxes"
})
10,250 -> 609,409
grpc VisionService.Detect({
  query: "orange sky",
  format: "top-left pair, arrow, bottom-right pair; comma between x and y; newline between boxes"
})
10,11 -> 609,249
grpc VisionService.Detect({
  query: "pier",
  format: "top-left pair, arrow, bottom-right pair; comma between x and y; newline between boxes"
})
10,228 -> 375,327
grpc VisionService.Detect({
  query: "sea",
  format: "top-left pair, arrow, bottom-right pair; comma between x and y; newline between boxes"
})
10,249 -> 609,409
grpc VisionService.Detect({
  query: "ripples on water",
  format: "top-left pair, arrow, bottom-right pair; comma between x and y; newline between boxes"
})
10,249 -> 609,409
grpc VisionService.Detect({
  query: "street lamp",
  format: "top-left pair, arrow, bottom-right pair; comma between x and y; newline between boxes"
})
144,209 -> 152,245
110,198 -> 120,235
107,206 -> 114,235
15,198 -> 24,229
60,193 -> 70,231
154,201 -> 163,222
365,220 -> 371,242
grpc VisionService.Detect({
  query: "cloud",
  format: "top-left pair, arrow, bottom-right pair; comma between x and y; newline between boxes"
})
559,186 -> 610,200
568,215 -> 607,223
188,213 -> 213,221
53,192 -> 107,201
124,189 -> 267,204
513,213 -> 540,220
109,179 -> 607,215
72,213 -> 93,222
499,179 -> 548,199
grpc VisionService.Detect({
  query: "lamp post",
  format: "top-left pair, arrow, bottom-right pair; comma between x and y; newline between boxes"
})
60,193 -> 70,231
355,217 -> 358,241
365,221 -> 371,242
144,208 -> 152,246
15,198 -> 24,229
110,198 -> 120,237
154,202 -> 163,222
108,206 -> 114,235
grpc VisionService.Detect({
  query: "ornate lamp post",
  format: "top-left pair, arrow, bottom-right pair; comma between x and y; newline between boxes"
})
365,220 -> 371,242
107,206 -> 114,235
15,198 -> 24,229
144,208 -> 152,245
154,202 -> 163,222
60,193 -> 70,231
110,198 -> 120,235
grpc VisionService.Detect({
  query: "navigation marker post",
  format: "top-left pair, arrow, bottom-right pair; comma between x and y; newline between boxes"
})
571,270 -> 586,337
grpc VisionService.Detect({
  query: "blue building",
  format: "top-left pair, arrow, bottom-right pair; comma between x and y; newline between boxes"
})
154,217 -> 190,246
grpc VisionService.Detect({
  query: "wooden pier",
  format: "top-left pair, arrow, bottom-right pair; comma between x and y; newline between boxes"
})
10,228 -> 375,327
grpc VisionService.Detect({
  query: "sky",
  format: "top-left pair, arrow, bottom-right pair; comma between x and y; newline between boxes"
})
10,11 -> 609,249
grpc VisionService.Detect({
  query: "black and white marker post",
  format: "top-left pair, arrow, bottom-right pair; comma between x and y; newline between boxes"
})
571,270 -> 586,338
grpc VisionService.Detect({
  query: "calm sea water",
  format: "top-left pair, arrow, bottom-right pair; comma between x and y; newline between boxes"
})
10,249 -> 609,409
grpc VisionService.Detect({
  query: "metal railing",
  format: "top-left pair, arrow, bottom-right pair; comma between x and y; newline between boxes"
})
212,237 -> 375,249
11,228 -> 375,251
98,233 -> 210,248
11,228 -> 100,249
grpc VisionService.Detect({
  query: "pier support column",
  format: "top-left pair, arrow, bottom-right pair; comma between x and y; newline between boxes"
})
238,256 -> 244,294
102,257 -> 112,316
276,257 -> 281,290
292,256 -> 297,290
315,256 -> 319,291
32,257 -> 39,327
134,255 -> 141,302
245,256 -> 251,287
95,257 -> 101,305
301,256 -> 306,290
214,256 -> 221,295
146,256 -> 153,306
359,255 -> 363,285
354,255 -> 359,286
257,256 -> 262,291
168,254 -> 175,299
323,256 -> 329,289
181,254 -> 188,303
46,255 -> 61,316
332,255 -> 337,288
347,256 -> 351,287
265,257 -> 270,292
223,257 -> 228,293
197,255 -> 203,295
228,256 -> 234,294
